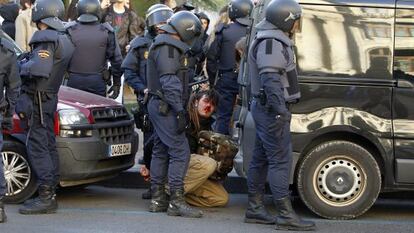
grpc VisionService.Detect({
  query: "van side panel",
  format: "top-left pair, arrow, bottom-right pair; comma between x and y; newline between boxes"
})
299,0 -> 395,8
393,1 -> 414,184
293,4 -> 395,186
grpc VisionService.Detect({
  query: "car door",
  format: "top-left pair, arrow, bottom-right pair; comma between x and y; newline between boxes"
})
393,0 -> 414,183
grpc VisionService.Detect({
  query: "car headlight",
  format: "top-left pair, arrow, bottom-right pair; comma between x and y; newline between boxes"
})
58,109 -> 89,125
58,109 -> 92,138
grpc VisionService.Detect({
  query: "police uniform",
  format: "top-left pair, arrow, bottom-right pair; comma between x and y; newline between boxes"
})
245,1 -> 315,227
247,22 -> 298,200
146,10 -> 203,218
122,33 -> 153,170
0,38 -> 21,222
66,21 -> 123,97
206,21 -> 248,135
20,29 -> 74,190
147,33 -> 191,194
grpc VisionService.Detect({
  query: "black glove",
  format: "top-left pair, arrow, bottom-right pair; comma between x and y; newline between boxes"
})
176,110 -> 188,134
2,116 -> 13,131
108,85 -> 120,99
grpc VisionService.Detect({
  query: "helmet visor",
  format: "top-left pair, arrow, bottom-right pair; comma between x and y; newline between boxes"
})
147,9 -> 173,27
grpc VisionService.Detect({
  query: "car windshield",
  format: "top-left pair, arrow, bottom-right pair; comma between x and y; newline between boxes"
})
0,29 -> 23,55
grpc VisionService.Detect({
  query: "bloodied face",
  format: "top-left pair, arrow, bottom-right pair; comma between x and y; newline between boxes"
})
196,94 -> 215,118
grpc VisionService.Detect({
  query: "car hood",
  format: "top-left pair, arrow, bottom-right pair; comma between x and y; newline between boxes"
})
58,86 -> 123,110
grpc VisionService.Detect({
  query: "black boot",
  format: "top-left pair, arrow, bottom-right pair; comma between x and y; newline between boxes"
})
19,185 -> 58,215
0,197 -> 6,223
167,189 -> 203,218
245,193 -> 275,224
142,187 -> 152,200
149,185 -> 168,212
274,197 -> 315,231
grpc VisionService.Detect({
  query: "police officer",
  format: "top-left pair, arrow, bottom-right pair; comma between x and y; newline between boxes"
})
245,0 -> 315,230
206,0 -> 252,135
146,11 -> 203,218
18,0 -> 75,215
0,33 -> 21,223
121,3 -> 173,199
66,0 -> 123,98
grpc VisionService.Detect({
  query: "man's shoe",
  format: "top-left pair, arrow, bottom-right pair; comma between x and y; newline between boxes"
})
149,185 -> 168,212
244,193 -> 275,224
274,197 -> 315,231
167,189 -> 203,218
19,185 -> 58,215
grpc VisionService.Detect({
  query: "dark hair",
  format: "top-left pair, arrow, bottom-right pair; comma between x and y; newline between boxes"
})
187,89 -> 219,133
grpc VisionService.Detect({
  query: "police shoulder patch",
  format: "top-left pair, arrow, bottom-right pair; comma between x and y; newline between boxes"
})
144,50 -> 149,59
38,50 -> 51,59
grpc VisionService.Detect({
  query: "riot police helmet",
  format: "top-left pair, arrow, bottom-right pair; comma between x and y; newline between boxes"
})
228,0 -> 253,26
77,0 -> 101,23
32,0 -> 65,31
146,4 -> 173,36
160,11 -> 202,45
261,0 -> 302,33
146,3 -> 169,15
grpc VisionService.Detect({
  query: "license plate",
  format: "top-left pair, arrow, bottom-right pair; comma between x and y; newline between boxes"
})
109,143 -> 131,157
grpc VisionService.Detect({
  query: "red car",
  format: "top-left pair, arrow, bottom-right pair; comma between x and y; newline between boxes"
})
1,30 -> 138,203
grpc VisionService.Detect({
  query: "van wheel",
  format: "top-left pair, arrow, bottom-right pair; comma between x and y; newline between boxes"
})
297,140 -> 381,220
2,141 -> 37,203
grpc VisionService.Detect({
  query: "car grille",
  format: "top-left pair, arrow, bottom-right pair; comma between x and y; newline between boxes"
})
91,107 -> 129,122
98,124 -> 134,145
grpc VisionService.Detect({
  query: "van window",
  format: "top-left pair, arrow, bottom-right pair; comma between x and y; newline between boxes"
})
295,4 -> 394,79
394,6 -> 414,79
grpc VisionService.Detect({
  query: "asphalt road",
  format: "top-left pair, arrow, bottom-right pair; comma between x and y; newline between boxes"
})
1,186 -> 414,233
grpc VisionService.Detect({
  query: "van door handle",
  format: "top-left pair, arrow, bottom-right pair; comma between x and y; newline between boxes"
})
397,79 -> 414,88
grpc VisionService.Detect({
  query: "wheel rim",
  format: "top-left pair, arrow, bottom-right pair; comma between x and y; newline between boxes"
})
2,151 -> 31,196
313,156 -> 366,207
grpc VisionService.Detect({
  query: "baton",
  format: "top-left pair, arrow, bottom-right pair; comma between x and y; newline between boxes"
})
37,91 -> 44,126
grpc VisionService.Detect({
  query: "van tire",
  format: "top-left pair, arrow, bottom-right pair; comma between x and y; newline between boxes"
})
2,140 -> 37,203
297,140 -> 381,220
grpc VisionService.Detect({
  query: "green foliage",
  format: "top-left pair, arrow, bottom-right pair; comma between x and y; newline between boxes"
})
131,0 -> 228,16
131,0 -> 158,16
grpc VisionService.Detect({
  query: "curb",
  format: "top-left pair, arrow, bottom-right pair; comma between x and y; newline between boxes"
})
96,169 -> 248,194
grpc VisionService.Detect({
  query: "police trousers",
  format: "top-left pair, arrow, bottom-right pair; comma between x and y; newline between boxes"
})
148,98 -> 190,191
184,154 -> 228,207
247,100 -> 292,199
214,71 -> 239,135
0,116 -> 5,196
27,94 -> 59,187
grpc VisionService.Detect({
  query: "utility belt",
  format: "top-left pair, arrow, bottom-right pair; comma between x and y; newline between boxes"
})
252,89 -> 295,109
68,69 -> 111,85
